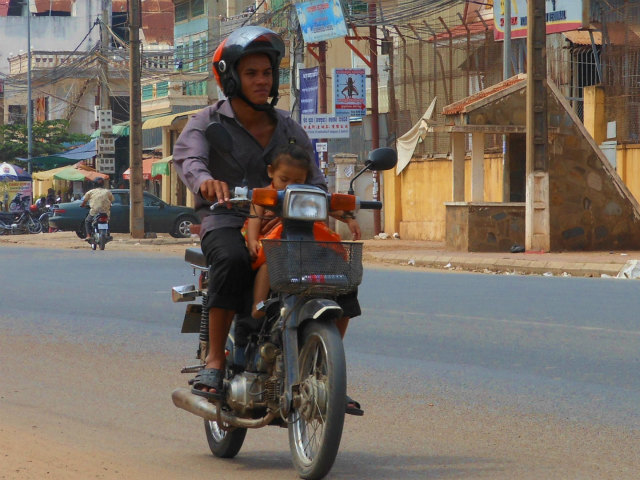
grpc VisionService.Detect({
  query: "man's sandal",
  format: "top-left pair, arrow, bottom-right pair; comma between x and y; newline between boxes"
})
191,368 -> 224,401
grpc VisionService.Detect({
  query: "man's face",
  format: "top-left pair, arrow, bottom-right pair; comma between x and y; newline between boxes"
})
236,53 -> 274,105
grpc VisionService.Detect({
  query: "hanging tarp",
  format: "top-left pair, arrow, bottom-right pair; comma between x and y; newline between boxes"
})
53,168 -> 87,182
19,139 -> 97,169
123,158 -> 162,180
33,163 -> 109,182
151,156 -> 172,177
396,98 -> 437,175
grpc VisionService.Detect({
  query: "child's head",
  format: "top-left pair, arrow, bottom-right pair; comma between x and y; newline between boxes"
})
268,144 -> 313,190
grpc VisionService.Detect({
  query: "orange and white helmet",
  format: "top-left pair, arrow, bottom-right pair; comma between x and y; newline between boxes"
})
212,26 -> 285,108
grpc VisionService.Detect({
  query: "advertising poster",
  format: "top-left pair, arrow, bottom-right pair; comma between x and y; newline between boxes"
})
334,68 -> 366,118
299,66 -> 319,115
295,0 -> 348,43
494,0 -> 585,40
1,181 -> 32,212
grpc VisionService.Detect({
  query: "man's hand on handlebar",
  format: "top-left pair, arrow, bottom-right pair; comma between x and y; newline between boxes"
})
200,179 -> 230,206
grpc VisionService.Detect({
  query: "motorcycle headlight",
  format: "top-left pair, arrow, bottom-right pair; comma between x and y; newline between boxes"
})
282,186 -> 328,221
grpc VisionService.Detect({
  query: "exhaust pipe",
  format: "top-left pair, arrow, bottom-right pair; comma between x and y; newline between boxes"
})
171,388 -> 277,429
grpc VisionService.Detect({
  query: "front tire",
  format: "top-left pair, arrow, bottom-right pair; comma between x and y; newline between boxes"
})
204,419 -> 247,458
27,218 -> 42,234
39,213 -> 49,232
289,321 -> 346,480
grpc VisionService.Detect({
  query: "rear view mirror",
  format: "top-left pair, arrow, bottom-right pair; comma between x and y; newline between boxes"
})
365,147 -> 397,171
348,147 -> 398,194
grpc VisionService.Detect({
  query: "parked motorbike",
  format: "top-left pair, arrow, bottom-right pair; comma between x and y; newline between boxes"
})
171,147 -> 397,480
0,205 -> 43,235
85,213 -> 112,250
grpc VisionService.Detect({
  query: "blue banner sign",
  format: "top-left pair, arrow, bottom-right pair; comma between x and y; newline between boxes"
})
295,0 -> 348,43
299,66 -> 319,114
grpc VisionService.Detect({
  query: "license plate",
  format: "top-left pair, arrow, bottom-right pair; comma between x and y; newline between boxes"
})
98,224 -> 109,230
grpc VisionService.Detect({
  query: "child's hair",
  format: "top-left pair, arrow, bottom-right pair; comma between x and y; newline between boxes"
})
271,144 -> 313,176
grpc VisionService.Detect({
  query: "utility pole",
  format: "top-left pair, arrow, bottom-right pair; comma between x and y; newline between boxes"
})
369,1 -> 380,234
96,0 -> 115,179
129,0 -> 144,238
100,0 -> 111,111
525,0 -> 549,251
502,0 -> 512,202
26,2 -> 33,174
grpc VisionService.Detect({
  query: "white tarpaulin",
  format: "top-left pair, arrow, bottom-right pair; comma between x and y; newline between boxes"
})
395,98 -> 437,175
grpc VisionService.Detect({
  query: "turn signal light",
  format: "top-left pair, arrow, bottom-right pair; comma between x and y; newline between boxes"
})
252,188 -> 278,207
330,193 -> 356,212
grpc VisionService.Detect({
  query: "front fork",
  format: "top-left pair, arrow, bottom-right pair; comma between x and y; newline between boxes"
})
280,295 -> 300,417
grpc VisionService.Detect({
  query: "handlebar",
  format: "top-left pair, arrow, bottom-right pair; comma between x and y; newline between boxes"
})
359,200 -> 382,210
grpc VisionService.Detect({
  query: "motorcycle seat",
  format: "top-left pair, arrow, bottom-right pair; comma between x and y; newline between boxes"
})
185,247 -> 207,268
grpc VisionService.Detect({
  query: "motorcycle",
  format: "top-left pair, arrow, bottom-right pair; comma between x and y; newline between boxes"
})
0,204 -> 43,235
171,147 -> 397,480
85,212 -> 112,250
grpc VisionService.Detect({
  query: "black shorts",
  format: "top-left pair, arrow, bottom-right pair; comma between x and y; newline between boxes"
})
201,227 -> 253,313
201,227 -> 361,318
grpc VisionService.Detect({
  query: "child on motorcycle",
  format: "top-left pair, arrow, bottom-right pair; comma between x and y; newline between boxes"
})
245,144 -> 355,320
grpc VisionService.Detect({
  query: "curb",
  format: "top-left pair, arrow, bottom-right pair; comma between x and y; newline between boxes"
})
365,252 -> 624,278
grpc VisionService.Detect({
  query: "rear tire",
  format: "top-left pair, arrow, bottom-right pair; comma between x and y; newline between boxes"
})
76,222 -> 87,239
288,321 -> 346,480
204,419 -> 247,458
99,232 -> 106,250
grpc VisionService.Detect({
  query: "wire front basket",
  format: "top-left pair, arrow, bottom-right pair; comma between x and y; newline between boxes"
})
261,239 -> 363,295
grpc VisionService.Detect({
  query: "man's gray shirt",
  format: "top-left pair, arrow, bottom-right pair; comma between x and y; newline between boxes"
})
172,100 -> 326,238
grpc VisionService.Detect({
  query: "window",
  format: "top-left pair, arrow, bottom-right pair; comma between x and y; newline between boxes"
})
175,44 -> 184,69
175,2 -> 189,22
142,84 -> 153,100
156,81 -> 169,97
112,193 -> 128,206
191,0 -> 205,17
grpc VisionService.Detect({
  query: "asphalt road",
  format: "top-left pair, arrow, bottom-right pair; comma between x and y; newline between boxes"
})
1,247 -> 639,479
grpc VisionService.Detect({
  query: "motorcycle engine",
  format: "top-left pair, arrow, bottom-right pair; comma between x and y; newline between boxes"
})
226,372 -> 267,415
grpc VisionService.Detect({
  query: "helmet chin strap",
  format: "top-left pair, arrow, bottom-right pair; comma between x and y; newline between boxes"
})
235,90 -> 279,111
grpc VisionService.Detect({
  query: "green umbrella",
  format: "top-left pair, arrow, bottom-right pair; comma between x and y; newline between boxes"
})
53,167 -> 86,181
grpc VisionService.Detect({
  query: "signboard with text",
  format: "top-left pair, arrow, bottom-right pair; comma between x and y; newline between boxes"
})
301,114 -> 350,139
494,0 -> 585,41
295,0 -> 348,43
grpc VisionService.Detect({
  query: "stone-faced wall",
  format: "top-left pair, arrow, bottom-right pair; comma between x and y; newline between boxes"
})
547,84 -> 640,250
446,203 -> 525,251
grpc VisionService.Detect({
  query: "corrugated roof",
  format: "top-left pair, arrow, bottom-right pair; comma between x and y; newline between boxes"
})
442,74 -> 526,116
142,109 -> 202,130
564,25 -> 640,47
428,19 -> 494,42
113,0 -> 174,46
33,0 -> 72,13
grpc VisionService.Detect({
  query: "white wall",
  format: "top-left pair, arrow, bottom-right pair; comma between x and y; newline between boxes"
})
0,1 -> 100,74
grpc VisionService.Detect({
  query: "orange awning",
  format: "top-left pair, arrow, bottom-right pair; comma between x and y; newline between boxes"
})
123,158 -> 162,180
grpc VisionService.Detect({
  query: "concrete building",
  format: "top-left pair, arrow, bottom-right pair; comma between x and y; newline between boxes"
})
1,0 -> 174,134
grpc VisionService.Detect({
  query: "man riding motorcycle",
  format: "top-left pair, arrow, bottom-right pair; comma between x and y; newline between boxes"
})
172,26 -> 363,415
80,177 -> 114,240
